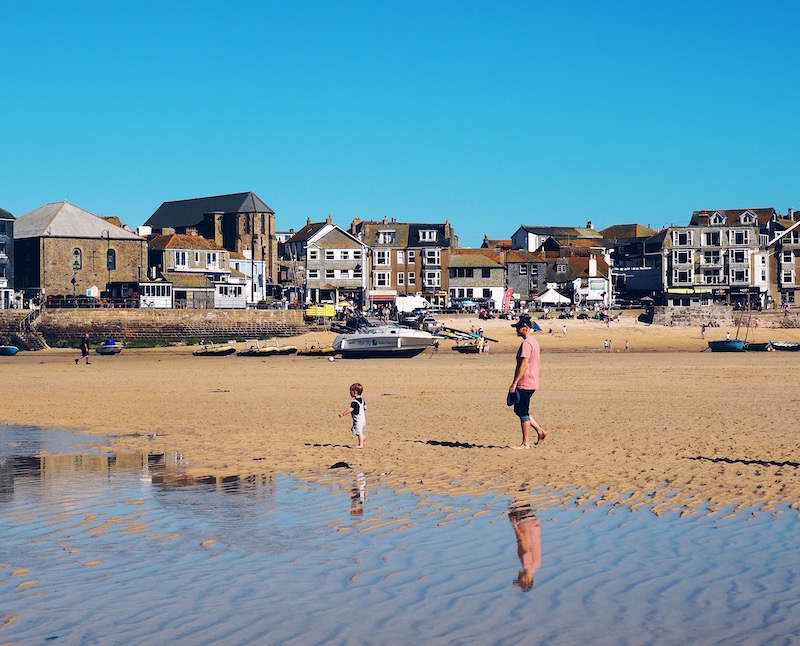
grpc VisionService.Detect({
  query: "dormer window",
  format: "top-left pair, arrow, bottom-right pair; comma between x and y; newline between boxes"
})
377,230 -> 396,245
710,212 -> 725,226
740,211 -> 755,225
419,230 -> 436,242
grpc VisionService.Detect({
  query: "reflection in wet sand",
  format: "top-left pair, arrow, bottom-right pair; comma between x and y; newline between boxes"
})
2,425 -> 800,645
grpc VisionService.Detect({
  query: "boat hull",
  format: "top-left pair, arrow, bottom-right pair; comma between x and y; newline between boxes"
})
708,340 -> 746,352
0,346 -> 19,356
96,344 -> 123,355
193,346 -> 236,356
333,326 -> 434,359
743,342 -> 772,352
770,341 -> 800,351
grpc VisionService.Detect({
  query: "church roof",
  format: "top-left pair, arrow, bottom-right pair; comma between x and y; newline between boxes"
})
14,201 -> 142,240
146,192 -> 274,229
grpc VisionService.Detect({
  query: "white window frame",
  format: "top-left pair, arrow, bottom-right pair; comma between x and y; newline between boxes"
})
407,271 -> 416,284
672,230 -> 693,246
308,249 -> 319,260
374,271 -> 391,287
407,250 -> 416,263
731,268 -> 749,284
673,250 -> 692,264
377,230 -> 396,245
341,250 -> 349,260
307,269 -> 319,279
397,272 -> 405,285
672,269 -> 692,284
325,250 -> 335,260
175,251 -> 188,268
782,250 -> 793,263
702,231 -> 720,246
396,250 -> 405,264
423,249 -> 440,265
423,270 -> 441,288
325,269 -> 335,279
782,270 -> 795,285
374,250 -> 391,266
419,230 -> 436,242
729,229 -> 749,245
730,249 -> 747,264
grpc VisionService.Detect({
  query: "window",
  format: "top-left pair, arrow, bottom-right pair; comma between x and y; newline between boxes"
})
72,248 -> 82,270
0,242 -> 6,257
731,269 -> 749,283
419,230 -> 436,242
423,270 -> 441,288
741,211 -> 755,224
0,222 -> 6,235
325,269 -> 335,279
340,269 -> 350,278
483,288 -> 491,298
353,250 -> 362,259
325,250 -> 335,260
519,265 -> 527,275
782,250 -> 793,263
341,250 -> 349,260
466,288 -> 473,298
423,249 -> 440,265
194,252 -> 200,263
175,251 -> 187,268
408,250 -> 416,263
396,250 -> 405,264
451,268 -> 474,278
353,267 -> 362,278
673,250 -> 692,264
730,249 -> 747,264
308,249 -> 319,260
397,272 -> 405,285
374,271 -> 391,287
673,230 -> 692,246
374,250 -> 391,266
702,251 -> 720,265
482,268 -> 491,278
730,230 -> 749,245
377,230 -> 396,245
556,264 -> 567,273
673,269 -> 692,284
106,249 -> 116,271
782,270 -> 795,285
206,252 -> 219,269
700,270 -> 721,284
408,272 -> 416,284
710,213 -> 725,226
307,269 -> 319,279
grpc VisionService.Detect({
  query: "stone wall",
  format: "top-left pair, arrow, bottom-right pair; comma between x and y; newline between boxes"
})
37,309 -> 307,342
0,311 -> 27,335
650,305 -> 735,327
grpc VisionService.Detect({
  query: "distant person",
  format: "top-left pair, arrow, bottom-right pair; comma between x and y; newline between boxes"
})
625,339 -> 630,352
339,382 -> 366,449
75,333 -> 91,365
701,324 -> 706,339
726,331 -> 731,341
603,339 -> 609,352
509,315 -> 546,449
509,504 -> 542,591
562,325 -> 567,337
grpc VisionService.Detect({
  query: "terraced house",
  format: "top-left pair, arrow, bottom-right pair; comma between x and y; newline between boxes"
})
351,217 -> 458,308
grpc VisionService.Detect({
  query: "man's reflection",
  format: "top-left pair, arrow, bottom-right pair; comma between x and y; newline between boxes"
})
508,504 -> 541,591
350,472 -> 366,515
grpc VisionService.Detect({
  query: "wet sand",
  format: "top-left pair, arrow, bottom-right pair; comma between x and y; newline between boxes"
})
2,313 -> 799,515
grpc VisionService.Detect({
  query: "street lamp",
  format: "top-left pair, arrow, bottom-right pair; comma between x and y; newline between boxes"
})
101,229 -> 111,295
71,259 -> 80,300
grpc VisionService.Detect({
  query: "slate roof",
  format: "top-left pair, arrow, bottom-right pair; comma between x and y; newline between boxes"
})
450,253 -> 503,268
149,233 -> 227,251
285,222 -> 329,244
518,226 -> 602,238
504,249 -> 544,264
146,192 -> 274,229
160,271 -> 214,289
600,224 -> 658,240
14,201 -> 143,240
0,207 -> 14,220
689,208 -> 775,227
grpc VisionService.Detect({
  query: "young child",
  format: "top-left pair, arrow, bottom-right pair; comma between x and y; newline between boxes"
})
338,383 -> 366,449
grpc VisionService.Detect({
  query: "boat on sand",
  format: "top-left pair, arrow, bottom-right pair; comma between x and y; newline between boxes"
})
332,323 -> 436,358
193,341 -> 236,356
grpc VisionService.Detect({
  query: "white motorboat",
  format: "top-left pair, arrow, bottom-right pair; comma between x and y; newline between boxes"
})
332,323 -> 436,358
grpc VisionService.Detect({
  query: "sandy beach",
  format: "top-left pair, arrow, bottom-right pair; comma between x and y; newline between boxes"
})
2,312 -> 799,516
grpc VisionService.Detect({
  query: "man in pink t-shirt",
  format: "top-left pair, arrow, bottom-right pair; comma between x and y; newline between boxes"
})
509,315 -> 546,449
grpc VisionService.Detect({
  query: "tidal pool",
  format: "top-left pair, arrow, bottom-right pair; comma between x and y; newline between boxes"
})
1,425 -> 798,645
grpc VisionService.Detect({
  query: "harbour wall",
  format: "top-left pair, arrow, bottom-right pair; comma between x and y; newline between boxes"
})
32,309 -> 308,342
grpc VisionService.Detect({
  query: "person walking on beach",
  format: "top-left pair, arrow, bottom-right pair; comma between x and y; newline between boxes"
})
339,382 -> 366,449
509,315 -> 546,449
75,333 -> 91,365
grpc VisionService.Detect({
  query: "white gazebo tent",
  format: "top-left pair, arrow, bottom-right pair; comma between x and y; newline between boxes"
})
535,288 -> 571,305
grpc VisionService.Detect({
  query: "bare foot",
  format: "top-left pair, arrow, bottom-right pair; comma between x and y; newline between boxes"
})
511,444 -> 531,450
535,430 -> 547,445
355,445 -> 364,450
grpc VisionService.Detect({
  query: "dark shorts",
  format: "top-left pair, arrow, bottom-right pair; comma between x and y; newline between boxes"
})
513,388 -> 535,421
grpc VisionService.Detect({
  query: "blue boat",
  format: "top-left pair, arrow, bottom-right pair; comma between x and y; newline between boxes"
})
0,345 -> 20,356
708,339 -> 746,352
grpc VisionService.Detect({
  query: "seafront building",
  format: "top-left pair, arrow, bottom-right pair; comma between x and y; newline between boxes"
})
0,207 -> 15,309
6,191 -> 800,316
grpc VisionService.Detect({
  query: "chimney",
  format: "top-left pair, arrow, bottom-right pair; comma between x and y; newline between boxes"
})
789,207 -> 795,220
306,218 -> 311,226
383,216 -> 388,224
586,220 -> 593,229
326,215 -> 332,225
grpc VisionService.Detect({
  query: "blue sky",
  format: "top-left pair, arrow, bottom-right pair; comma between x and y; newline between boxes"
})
2,1 -> 798,246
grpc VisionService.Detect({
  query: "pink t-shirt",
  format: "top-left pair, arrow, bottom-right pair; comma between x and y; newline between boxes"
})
516,335 -> 540,390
